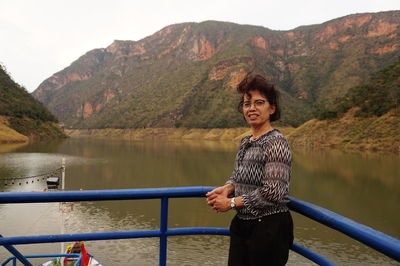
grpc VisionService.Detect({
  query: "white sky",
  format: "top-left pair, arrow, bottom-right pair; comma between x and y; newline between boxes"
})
1,0 -> 399,92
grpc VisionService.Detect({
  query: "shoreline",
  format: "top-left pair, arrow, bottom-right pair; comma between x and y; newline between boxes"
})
64,127 -> 296,141
2,123 -> 398,154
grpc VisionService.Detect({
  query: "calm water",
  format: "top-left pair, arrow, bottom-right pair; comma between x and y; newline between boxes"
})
0,137 -> 399,265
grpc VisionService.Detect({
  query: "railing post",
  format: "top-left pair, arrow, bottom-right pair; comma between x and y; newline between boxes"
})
61,158 -> 66,266
159,196 -> 168,266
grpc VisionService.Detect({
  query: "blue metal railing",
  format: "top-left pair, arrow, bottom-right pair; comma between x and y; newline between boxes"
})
0,186 -> 399,265
288,197 -> 400,262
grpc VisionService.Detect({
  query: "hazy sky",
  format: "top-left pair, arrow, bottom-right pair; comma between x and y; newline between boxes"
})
1,0 -> 399,92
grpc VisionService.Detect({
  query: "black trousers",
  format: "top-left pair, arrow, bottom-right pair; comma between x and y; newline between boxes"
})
228,212 -> 293,266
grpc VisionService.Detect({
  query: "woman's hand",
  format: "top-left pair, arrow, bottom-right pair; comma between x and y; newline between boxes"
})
206,184 -> 234,212
206,184 -> 233,198
206,184 -> 232,204
209,195 -> 231,212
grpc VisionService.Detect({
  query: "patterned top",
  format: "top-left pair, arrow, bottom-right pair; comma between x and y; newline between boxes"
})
226,129 -> 292,220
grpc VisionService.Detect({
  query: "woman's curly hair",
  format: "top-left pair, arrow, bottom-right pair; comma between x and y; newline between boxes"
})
237,72 -> 281,122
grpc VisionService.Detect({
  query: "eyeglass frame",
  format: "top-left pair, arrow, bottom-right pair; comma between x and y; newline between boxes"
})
242,99 -> 267,109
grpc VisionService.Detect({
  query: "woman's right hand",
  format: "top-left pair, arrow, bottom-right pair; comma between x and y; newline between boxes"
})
206,184 -> 234,206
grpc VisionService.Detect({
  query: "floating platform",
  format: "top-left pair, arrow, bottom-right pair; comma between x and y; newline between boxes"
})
46,177 -> 59,189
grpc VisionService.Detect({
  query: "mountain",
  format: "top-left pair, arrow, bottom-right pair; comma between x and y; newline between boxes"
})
318,55 -> 400,119
32,11 -> 400,129
287,57 -> 400,152
0,64 -> 65,142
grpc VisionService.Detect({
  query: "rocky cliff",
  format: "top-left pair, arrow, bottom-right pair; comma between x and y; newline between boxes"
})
32,11 -> 400,129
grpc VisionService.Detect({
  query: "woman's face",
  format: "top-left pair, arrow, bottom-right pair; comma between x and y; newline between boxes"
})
242,90 -> 275,128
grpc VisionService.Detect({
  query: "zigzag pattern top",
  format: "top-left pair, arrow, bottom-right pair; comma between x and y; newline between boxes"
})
226,129 -> 292,220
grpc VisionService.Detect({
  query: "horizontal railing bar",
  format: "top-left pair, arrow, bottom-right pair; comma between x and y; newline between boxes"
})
288,197 -> 400,262
167,227 -> 230,236
291,243 -> 335,266
0,230 -> 161,245
0,228 -> 230,246
0,186 -> 215,204
7,254 -> 80,259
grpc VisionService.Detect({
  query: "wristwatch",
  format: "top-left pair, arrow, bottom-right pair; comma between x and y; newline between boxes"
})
230,197 -> 236,210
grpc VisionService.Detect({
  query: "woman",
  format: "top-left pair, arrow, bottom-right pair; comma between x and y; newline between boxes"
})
206,73 -> 293,266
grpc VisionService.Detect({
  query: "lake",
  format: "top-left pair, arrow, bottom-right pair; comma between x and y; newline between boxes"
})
0,136 -> 399,265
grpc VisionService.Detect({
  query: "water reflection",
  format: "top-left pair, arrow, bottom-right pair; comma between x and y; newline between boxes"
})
293,148 -> 399,189
0,137 -> 399,265
291,148 -> 400,238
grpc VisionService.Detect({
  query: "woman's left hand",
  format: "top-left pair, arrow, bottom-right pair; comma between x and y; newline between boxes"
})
210,195 -> 231,213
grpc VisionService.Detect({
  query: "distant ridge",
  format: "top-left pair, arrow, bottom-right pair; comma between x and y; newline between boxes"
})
32,11 -> 400,129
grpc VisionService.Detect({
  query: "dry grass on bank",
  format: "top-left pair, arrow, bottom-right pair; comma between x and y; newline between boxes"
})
0,116 -> 28,144
287,108 -> 400,153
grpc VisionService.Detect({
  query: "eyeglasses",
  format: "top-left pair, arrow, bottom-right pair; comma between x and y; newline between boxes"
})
242,100 -> 266,109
